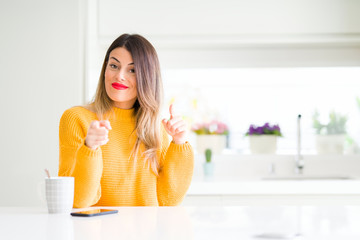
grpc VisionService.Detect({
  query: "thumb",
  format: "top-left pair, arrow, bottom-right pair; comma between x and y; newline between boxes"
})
90,120 -> 100,129
99,120 -> 112,130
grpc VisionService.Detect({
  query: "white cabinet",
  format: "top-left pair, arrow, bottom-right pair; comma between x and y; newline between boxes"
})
183,195 -> 360,206
91,0 -> 360,68
98,0 -> 360,44
182,154 -> 360,206
183,180 -> 360,206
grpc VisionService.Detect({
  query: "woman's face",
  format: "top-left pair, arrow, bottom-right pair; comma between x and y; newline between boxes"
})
105,47 -> 137,109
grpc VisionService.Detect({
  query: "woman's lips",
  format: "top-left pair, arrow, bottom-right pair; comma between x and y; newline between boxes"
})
112,83 -> 128,90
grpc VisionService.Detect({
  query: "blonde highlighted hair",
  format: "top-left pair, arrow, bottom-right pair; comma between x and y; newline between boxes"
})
88,34 -> 163,175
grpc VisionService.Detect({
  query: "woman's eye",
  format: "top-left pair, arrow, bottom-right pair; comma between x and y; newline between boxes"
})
129,69 -> 135,73
109,64 -> 118,69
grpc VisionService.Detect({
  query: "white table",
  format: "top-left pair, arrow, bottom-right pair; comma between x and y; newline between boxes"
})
1,206 -> 360,240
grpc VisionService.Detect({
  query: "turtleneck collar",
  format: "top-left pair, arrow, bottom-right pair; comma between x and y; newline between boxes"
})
111,106 -> 135,119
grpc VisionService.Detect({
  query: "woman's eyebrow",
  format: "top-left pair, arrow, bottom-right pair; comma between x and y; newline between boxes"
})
110,57 -> 134,65
110,57 -> 120,63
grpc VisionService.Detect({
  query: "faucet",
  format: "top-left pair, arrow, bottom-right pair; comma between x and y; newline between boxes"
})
295,114 -> 304,174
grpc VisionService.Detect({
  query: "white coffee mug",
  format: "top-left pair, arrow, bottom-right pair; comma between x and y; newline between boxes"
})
45,177 -> 74,214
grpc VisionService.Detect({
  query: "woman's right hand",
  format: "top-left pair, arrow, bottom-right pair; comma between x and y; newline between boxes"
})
85,120 -> 112,150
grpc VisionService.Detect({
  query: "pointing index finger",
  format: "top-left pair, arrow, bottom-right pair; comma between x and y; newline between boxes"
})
169,103 -> 180,119
169,104 -> 174,119
99,120 -> 112,130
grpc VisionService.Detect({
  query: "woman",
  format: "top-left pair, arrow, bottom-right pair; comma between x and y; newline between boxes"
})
58,34 -> 194,207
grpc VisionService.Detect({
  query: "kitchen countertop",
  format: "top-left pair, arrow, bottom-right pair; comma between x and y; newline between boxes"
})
1,206 -> 360,240
187,178 -> 360,195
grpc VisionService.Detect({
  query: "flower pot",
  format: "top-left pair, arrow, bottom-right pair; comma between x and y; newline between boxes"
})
196,135 -> 226,154
316,134 -> 345,154
203,162 -> 214,177
249,135 -> 277,154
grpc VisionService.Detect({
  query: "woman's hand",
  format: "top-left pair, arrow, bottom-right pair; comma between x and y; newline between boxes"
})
162,104 -> 187,145
85,120 -> 112,150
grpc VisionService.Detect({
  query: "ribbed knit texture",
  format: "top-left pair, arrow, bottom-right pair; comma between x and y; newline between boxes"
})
58,106 -> 194,208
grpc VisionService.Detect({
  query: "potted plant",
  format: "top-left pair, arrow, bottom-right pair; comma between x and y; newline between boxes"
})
245,123 -> 282,154
203,148 -> 214,177
191,120 -> 229,154
312,110 -> 348,154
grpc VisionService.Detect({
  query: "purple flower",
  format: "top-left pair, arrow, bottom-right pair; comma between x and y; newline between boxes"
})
246,123 -> 282,136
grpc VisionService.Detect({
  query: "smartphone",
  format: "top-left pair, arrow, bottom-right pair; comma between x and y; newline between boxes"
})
71,209 -> 118,217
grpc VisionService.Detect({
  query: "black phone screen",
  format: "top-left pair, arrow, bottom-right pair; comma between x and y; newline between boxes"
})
71,209 -> 118,217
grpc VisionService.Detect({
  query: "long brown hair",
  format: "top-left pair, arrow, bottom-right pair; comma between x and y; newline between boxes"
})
90,34 -> 163,175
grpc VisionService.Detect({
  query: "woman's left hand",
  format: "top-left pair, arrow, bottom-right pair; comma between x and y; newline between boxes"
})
162,104 -> 187,144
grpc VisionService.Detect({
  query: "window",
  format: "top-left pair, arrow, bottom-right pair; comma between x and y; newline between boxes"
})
162,67 -> 360,154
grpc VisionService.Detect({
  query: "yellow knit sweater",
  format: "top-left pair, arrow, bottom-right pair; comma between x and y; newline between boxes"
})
58,106 -> 194,207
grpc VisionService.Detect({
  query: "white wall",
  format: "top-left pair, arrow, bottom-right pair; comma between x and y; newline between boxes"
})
0,0 -> 84,206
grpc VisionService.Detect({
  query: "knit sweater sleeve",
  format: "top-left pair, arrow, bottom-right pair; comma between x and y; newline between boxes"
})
157,129 -> 194,206
58,108 -> 103,208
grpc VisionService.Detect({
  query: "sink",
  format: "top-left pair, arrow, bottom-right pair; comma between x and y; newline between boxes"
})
262,175 -> 354,180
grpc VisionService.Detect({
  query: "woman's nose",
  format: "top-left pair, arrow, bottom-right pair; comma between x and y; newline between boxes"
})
118,70 -> 126,81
